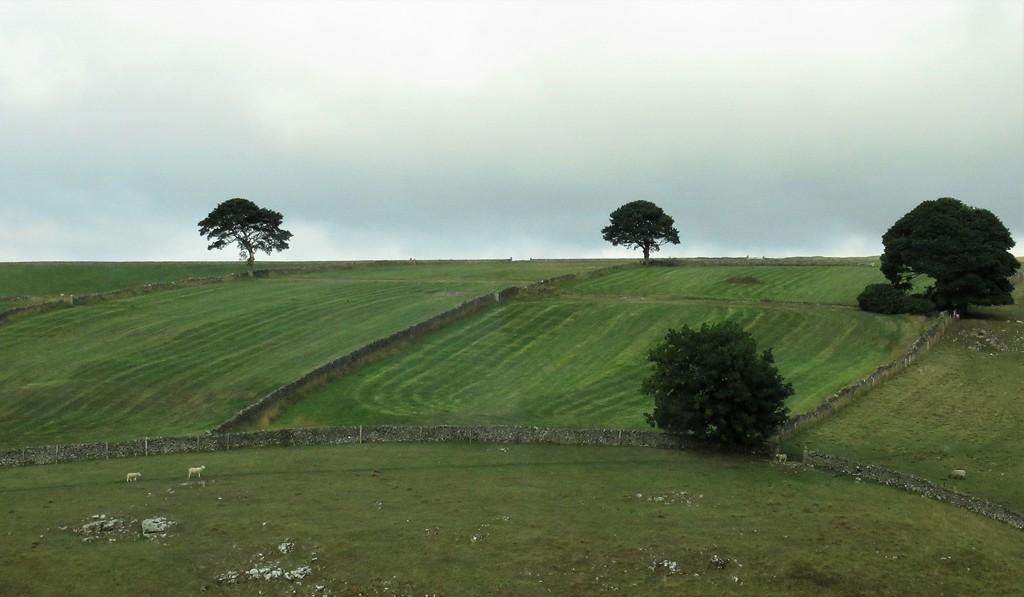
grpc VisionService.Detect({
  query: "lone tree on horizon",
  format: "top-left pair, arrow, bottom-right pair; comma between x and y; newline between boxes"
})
601,200 -> 680,262
198,198 -> 293,276
642,321 -> 792,447
878,197 -> 1019,315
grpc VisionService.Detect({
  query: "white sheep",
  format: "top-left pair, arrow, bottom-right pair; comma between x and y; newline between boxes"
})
775,453 -> 787,464
126,472 -> 141,482
949,469 -> 966,480
188,466 -> 206,478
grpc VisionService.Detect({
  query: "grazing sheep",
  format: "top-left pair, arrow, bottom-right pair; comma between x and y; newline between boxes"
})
126,472 -> 141,482
775,453 -> 787,464
949,469 -> 966,480
188,466 -> 206,478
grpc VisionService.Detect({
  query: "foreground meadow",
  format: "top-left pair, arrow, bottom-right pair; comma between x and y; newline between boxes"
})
2,443 -> 1023,597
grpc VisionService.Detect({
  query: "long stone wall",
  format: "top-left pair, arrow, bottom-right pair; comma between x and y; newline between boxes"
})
0,425 -> 689,469
803,450 -> 1024,530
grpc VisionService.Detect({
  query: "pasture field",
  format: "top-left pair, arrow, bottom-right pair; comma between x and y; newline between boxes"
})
0,260 -> 622,449
0,261 -> 261,301
271,263 -> 927,429
0,259 -> 621,303
786,285 -> 1024,512
564,262 -> 887,306
2,443 -> 1023,597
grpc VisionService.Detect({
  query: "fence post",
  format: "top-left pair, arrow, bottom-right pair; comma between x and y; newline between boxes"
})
145,437 -> 148,457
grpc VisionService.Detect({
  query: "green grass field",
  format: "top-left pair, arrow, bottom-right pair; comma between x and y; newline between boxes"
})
0,260 -> 622,301
2,443 -> 1023,597
272,295 -> 925,430
564,262 -> 887,305
1,259 -> 1023,595
786,285 -> 1024,512
0,259 -> 923,447
0,261 -> 623,448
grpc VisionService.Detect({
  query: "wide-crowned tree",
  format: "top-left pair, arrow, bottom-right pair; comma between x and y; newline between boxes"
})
642,321 -> 792,447
198,198 -> 293,276
601,200 -> 680,261
880,197 -> 1019,314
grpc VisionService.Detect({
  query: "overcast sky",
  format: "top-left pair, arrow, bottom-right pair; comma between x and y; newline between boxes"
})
1,0 -> 1021,262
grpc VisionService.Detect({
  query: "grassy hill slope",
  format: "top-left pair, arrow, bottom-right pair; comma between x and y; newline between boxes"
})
0,261 -> 617,448
273,298 -> 924,429
272,264 -> 927,429
786,285 -> 1024,511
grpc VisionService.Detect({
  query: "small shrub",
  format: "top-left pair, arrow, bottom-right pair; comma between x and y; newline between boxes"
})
857,283 -> 910,314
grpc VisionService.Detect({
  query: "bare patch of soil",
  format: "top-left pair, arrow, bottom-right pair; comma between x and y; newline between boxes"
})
724,276 -> 762,285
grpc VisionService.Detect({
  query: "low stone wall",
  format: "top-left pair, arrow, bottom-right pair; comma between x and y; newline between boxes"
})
0,425 -> 689,469
803,450 -> 1024,530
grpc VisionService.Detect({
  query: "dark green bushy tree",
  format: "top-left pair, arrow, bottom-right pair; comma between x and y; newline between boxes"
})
198,198 -> 293,276
879,197 -> 1019,314
642,321 -> 792,446
601,200 -> 680,262
857,284 -> 936,316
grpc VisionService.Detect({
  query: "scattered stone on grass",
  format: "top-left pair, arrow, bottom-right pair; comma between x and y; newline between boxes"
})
141,517 -> 176,538
631,491 -> 704,506
68,513 -> 178,543
954,326 -> 1024,353
215,539 -> 324,591
72,514 -> 131,543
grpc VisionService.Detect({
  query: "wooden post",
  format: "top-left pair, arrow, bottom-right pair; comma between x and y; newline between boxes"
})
145,437 -> 148,457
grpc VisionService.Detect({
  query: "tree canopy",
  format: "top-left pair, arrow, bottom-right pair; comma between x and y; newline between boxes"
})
198,198 -> 293,276
642,321 -> 792,447
879,197 -> 1019,314
601,200 -> 680,261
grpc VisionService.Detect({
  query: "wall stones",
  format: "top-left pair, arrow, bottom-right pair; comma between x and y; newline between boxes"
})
803,450 -> 1024,530
0,425 -> 691,469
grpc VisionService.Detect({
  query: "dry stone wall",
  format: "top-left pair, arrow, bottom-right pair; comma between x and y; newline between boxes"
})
0,425 -> 689,469
803,450 -> 1024,530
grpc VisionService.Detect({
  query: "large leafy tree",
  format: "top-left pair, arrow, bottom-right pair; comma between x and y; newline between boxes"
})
601,200 -> 680,261
198,198 -> 293,276
642,321 -> 792,447
880,197 -> 1019,314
